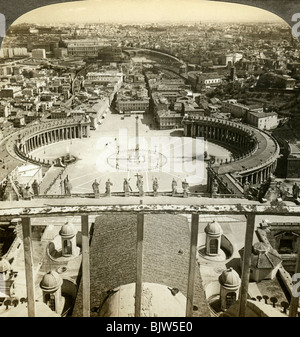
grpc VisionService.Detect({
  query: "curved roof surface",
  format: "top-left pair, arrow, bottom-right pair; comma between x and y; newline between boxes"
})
72,213 -> 211,317
219,267 -> 241,289
239,245 -> 282,269
99,282 -> 186,317
205,220 -> 223,235
59,221 -> 76,238
40,270 -> 62,292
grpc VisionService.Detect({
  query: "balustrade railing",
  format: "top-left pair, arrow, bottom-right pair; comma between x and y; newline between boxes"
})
0,201 -> 298,318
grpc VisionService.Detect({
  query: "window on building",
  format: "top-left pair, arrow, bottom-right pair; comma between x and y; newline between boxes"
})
209,239 -> 218,255
45,293 -> 56,311
226,292 -> 236,309
64,239 -> 72,255
279,238 -> 293,254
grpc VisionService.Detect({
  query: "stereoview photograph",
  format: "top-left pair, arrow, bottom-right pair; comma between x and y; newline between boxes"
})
0,0 -> 300,319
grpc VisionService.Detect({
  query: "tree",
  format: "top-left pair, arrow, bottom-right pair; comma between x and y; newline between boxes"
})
281,301 -> 289,314
12,298 -> 19,307
4,299 -> 11,310
256,295 -> 262,302
20,297 -> 27,304
262,295 -> 269,304
270,297 -> 278,308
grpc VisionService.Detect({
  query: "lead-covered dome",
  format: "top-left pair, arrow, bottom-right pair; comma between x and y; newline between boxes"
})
59,222 -> 76,238
205,220 -> 223,236
219,267 -> 241,289
40,271 -> 62,293
99,282 -> 186,317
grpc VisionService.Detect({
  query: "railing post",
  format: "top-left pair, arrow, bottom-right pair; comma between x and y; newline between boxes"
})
238,213 -> 256,317
289,239 -> 300,317
135,213 -> 144,317
81,215 -> 90,317
186,213 -> 199,317
22,217 -> 36,317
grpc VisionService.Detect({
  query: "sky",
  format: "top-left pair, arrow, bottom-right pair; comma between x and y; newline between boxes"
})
13,0 -> 284,25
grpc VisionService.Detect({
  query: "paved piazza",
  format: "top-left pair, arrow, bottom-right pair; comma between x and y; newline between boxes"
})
30,111 -> 232,194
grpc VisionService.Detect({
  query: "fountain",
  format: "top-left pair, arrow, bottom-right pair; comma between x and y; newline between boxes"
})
57,144 -> 77,167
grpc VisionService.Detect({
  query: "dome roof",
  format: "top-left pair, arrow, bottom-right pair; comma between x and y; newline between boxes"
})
40,271 -> 62,292
0,258 -> 11,273
205,220 -> 223,236
99,282 -> 186,317
59,222 -> 76,238
219,267 -> 241,289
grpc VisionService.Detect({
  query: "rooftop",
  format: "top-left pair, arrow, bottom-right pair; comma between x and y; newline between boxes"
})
239,244 -> 282,269
99,282 -> 186,317
219,267 -> 241,289
248,110 -> 278,118
72,213 -> 211,317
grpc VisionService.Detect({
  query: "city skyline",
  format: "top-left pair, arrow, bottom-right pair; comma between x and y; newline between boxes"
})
13,0 -> 284,25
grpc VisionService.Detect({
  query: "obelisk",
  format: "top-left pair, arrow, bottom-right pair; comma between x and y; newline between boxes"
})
135,115 -> 139,159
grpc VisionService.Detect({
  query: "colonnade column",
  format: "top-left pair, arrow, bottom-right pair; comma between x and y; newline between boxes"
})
249,174 -> 253,184
221,128 -> 225,141
258,171 -> 262,184
267,166 -> 271,177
